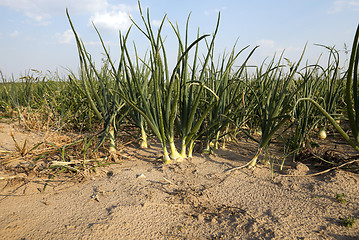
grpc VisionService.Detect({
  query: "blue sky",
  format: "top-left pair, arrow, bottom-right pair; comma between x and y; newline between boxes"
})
0,0 -> 358,77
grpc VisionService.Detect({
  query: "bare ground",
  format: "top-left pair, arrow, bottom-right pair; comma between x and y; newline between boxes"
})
0,121 -> 358,240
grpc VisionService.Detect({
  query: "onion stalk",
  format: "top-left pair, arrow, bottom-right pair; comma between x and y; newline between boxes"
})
294,24 -> 359,152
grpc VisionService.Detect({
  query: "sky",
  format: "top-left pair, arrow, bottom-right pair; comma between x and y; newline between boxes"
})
0,0 -> 359,78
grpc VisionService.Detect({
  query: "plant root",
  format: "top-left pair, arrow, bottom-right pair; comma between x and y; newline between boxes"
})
275,158 -> 359,179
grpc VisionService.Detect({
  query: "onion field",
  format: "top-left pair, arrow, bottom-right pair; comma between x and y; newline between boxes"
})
1,6 -> 358,173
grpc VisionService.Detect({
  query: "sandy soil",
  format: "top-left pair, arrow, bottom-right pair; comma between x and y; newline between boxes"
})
0,121 -> 358,240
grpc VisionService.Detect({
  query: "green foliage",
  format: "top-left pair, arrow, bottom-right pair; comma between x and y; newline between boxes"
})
294,24 -> 359,152
0,5 -> 358,168
335,193 -> 347,204
340,216 -> 356,228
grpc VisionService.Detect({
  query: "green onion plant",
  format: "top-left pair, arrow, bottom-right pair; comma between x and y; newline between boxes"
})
294,24 -> 359,152
67,10 -> 128,154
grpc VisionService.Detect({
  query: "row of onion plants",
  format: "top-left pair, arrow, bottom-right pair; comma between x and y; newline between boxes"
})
1,6 -> 357,168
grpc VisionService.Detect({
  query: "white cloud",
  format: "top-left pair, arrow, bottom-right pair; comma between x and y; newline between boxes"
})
152,19 -> 163,27
8,30 -> 19,37
0,0 -> 109,14
83,41 -> 101,46
256,39 -> 275,49
0,0 -> 52,25
89,10 -> 131,32
82,40 -> 113,46
74,0 -> 109,14
204,6 -> 227,16
0,0 -> 133,27
24,11 -> 51,25
327,0 -> 359,14
255,39 -> 302,59
151,19 -> 171,28
56,29 -> 74,44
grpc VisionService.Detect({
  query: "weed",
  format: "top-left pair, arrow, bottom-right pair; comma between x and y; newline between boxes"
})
10,132 -> 27,156
336,193 -> 347,204
339,216 -> 356,228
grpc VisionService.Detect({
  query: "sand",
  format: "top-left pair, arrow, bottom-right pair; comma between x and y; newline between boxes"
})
0,121 -> 358,239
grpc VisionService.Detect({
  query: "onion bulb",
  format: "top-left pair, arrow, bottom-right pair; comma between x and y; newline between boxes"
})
318,127 -> 327,140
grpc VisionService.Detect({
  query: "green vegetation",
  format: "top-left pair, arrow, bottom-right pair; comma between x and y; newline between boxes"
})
336,193 -> 347,204
0,3 -> 358,169
340,216 -> 356,228
295,24 -> 359,152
